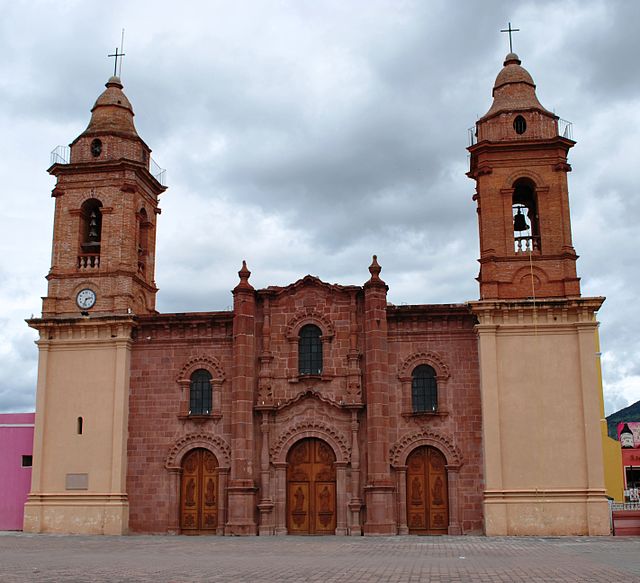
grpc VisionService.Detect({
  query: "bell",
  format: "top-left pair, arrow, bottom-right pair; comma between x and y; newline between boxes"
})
88,211 -> 99,240
513,208 -> 529,232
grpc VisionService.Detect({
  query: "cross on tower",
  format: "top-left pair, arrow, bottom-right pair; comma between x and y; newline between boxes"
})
108,47 -> 125,77
500,22 -> 520,53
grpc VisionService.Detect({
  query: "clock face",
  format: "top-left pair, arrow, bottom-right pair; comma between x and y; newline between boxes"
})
76,288 -> 97,310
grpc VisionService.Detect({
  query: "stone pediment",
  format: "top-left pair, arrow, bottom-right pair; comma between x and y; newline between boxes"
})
259,275 -> 360,298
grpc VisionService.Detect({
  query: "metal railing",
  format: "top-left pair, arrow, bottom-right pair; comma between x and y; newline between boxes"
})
50,145 -> 70,165
49,146 -> 166,185
467,117 -> 574,144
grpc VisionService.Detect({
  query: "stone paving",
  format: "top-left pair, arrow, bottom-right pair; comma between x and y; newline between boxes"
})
0,533 -> 639,582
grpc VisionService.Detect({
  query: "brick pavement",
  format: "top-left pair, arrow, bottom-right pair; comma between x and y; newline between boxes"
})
0,534 -> 639,583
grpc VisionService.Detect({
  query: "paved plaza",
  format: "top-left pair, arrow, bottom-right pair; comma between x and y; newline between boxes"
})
0,533 -> 639,582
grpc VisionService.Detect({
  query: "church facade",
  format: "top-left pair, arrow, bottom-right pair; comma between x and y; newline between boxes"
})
24,53 -> 611,536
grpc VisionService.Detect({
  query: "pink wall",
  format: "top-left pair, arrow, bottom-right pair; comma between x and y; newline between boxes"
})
0,413 -> 35,530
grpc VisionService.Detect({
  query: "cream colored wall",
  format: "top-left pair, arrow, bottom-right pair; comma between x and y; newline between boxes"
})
472,298 -> 611,536
24,319 -> 132,534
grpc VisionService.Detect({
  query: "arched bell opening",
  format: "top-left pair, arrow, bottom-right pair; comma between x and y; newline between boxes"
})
512,178 -> 540,254
406,446 -> 449,535
286,437 -> 336,535
180,448 -> 220,534
78,198 -> 102,268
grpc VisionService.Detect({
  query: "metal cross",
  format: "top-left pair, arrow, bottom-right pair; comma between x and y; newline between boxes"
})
107,47 -> 125,77
500,22 -> 520,53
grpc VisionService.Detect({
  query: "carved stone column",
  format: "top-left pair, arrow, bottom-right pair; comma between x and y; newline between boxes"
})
348,410 -> 362,535
335,462 -> 348,535
395,466 -> 408,535
218,467 -> 229,535
274,463 -> 288,535
446,465 -> 462,535
258,412 -> 274,535
166,468 -> 181,534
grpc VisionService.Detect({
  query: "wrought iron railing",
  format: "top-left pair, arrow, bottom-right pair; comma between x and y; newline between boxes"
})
49,146 -> 166,185
467,117 -> 574,145
51,145 -> 70,165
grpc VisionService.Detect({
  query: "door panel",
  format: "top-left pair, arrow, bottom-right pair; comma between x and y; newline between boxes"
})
287,438 -> 336,534
407,446 -> 448,534
180,449 -> 219,534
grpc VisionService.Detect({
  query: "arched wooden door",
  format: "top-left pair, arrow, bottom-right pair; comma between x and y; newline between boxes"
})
287,438 -> 336,534
180,448 -> 219,534
406,446 -> 449,534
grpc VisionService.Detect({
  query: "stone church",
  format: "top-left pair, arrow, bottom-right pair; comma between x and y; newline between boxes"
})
24,52 -> 610,536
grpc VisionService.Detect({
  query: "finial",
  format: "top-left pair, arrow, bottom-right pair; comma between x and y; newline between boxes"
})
500,22 -> 520,54
366,254 -> 386,288
107,29 -> 126,78
235,260 -> 254,292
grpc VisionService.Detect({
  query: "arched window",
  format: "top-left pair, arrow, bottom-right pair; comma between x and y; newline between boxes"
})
412,365 -> 437,413
513,115 -> 527,135
137,208 -> 150,274
189,369 -> 212,415
512,179 -> 540,253
78,199 -> 102,268
299,324 -> 322,375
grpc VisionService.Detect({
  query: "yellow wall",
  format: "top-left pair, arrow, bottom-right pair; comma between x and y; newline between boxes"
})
595,331 -> 624,502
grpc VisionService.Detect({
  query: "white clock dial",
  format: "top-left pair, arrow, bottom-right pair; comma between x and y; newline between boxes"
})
76,288 -> 97,310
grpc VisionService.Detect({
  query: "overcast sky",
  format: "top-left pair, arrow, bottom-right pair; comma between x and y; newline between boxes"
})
0,0 -> 638,415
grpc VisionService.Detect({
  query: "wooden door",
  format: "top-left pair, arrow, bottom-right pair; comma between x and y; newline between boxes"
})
287,438 -> 336,534
180,448 -> 219,534
407,446 -> 449,534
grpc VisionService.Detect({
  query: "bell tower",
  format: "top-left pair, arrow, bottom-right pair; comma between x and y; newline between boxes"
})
468,53 -> 579,300
468,53 -> 610,536
24,75 -> 165,535
44,75 -> 165,317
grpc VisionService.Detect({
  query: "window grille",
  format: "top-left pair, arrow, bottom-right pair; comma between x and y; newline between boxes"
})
189,369 -> 212,415
299,324 -> 323,375
412,365 -> 438,413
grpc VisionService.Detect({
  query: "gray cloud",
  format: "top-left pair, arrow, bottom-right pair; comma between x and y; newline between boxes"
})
0,0 -> 638,413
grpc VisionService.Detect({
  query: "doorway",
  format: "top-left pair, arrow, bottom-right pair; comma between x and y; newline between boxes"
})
180,448 -> 219,533
406,446 -> 449,534
287,438 -> 336,534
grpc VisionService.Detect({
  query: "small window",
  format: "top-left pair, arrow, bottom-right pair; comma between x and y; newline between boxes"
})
90,138 -> 102,157
190,369 -> 212,415
412,365 -> 437,413
77,416 -> 83,435
21,455 -> 33,467
299,324 -> 323,375
513,115 -> 527,135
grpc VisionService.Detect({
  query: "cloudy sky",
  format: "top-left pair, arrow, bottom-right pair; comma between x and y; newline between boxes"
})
0,0 -> 638,415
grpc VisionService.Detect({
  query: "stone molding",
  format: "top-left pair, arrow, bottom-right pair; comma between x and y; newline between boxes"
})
271,421 -> 350,464
285,308 -> 335,340
165,432 -> 231,469
176,354 -> 225,383
390,429 -> 463,468
397,351 -> 450,381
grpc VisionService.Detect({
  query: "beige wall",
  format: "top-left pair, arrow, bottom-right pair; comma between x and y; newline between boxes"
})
471,298 -> 611,535
24,318 -> 132,534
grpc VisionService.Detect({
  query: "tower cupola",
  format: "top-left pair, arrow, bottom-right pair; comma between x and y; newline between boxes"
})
69,76 -> 151,166
476,53 -> 558,143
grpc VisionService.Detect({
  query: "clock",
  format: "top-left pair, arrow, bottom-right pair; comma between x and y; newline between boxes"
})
76,288 -> 97,310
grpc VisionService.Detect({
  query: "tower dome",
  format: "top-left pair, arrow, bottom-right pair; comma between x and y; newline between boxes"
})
480,53 -> 553,121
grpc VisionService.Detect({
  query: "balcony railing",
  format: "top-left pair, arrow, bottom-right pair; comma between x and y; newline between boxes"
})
514,235 -> 541,254
467,117 -> 574,146
49,146 -> 166,185
78,254 -> 100,269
